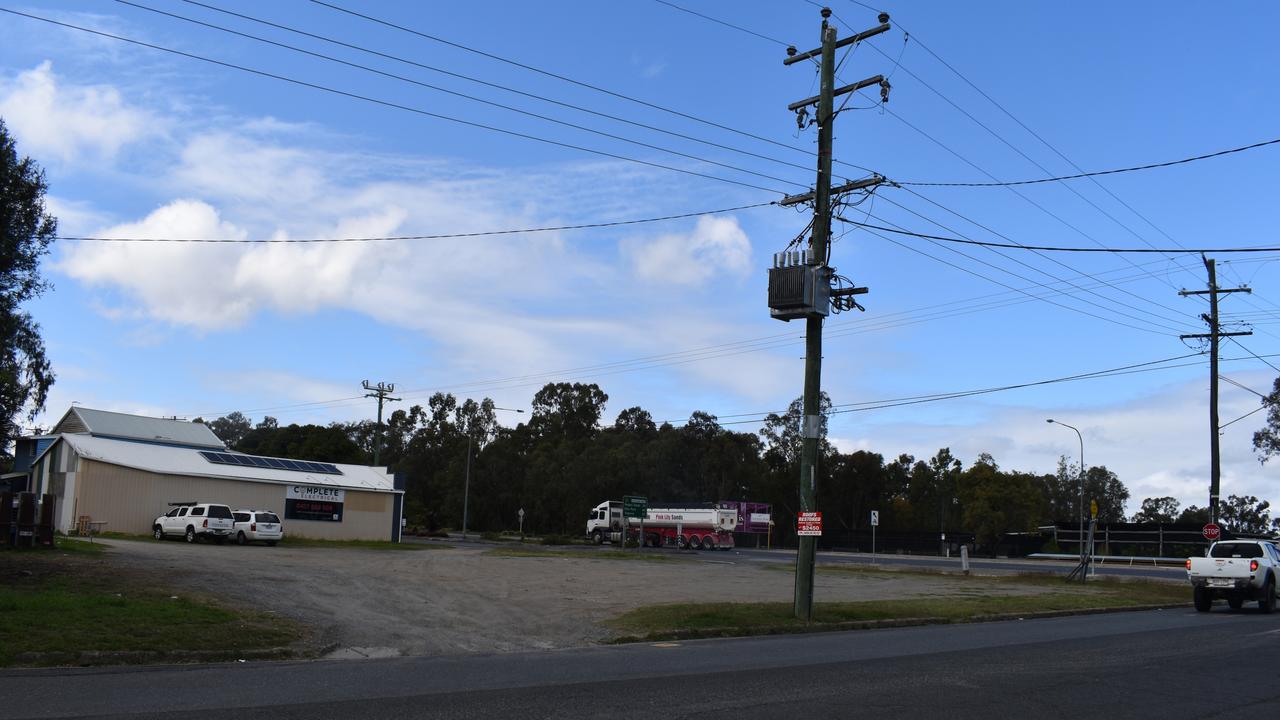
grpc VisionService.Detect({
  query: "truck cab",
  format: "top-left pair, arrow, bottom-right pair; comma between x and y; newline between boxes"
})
586,501 -> 623,544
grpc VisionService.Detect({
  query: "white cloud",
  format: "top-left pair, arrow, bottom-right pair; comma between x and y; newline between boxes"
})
622,216 -> 752,286
0,61 -> 153,162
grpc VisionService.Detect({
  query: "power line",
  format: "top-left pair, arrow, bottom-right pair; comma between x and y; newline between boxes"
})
894,137 -> 1280,187
673,351 -> 1210,426
847,216 -> 1181,337
652,0 -> 791,48
0,8 -> 788,196
171,1 -> 832,183
1227,336 -> 1280,374
841,0 -> 1208,293
54,202 -> 777,243
838,216 -> 1280,254
883,187 -> 1196,329
309,0 -> 879,175
118,1 -> 808,191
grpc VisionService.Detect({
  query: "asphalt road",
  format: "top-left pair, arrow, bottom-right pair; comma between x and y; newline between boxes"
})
5,607 -> 1276,719
424,536 -> 1186,580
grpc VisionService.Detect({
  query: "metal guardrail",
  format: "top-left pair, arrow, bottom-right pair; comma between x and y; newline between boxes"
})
1027,552 -> 1186,568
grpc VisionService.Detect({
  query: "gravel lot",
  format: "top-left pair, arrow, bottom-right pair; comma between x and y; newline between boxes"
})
99,538 -> 1052,659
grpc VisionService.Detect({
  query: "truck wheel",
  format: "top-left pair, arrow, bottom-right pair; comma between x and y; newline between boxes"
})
1194,586 -> 1212,612
1261,577 -> 1276,614
592,530 -> 604,545
1228,595 -> 1244,611
687,535 -> 700,550
153,525 -> 164,541
701,536 -> 715,550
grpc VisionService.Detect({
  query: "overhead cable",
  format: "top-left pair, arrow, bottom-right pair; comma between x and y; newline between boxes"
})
0,8 -> 788,196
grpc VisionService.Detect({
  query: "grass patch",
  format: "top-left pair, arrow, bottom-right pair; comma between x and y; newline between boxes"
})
606,577 -> 1187,641
0,551 -> 300,666
485,546 -> 682,562
52,538 -> 109,555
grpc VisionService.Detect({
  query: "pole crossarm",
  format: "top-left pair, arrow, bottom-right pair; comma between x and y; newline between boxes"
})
1181,332 -> 1253,340
783,20 -> 890,65
788,74 -> 886,112
780,175 -> 886,207
1179,288 -> 1252,296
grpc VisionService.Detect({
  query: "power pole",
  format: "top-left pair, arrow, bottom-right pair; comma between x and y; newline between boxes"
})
779,6 -> 890,622
362,380 -> 401,467
1179,256 -> 1251,525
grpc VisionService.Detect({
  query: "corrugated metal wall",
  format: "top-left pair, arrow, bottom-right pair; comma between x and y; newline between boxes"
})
76,459 -> 396,540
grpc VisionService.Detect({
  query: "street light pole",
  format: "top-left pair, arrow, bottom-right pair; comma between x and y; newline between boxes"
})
461,405 -> 524,541
1047,419 -> 1085,568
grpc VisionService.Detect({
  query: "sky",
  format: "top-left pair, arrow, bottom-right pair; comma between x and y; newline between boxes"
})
2,0 -> 1278,518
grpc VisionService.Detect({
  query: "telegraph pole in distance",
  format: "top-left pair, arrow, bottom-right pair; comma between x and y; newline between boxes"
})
1179,256 -> 1251,525
362,380 -> 401,467
780,6 -> 890,622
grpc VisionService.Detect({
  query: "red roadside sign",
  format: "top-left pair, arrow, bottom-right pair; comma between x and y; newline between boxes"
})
1202,523 -> 1221,541
797,511 -> 823,536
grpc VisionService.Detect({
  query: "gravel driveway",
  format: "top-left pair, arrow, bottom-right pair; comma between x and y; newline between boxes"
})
99,539 -> 1047,659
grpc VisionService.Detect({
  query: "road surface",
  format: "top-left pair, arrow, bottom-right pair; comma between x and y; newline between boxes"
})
4,606 -> 1275,718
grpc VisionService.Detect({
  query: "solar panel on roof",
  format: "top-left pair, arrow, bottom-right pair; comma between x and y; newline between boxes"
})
198,450 -> 343,475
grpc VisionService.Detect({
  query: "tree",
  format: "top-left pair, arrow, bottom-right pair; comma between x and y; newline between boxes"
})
1219,494 -> 1277,534
1130,496 -> 1180,524
956,454 -> 1040,550
1251,378 -> 1280,462
0,119 -> 56,457
1082,465 -> 1129,523
208,411 -> 252,448
613,406 -> 656,435
529,382 -> 608,440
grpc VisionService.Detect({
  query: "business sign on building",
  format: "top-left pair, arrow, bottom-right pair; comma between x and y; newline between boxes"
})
285,485 -> 345,522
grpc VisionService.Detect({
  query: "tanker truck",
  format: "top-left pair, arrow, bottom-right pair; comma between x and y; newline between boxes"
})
585,500 -> 737,550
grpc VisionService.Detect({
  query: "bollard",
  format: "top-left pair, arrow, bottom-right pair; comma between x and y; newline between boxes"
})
960,545 -> 970,575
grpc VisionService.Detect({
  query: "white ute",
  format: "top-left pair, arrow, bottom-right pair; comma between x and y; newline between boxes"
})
1186,539 -> 1280,613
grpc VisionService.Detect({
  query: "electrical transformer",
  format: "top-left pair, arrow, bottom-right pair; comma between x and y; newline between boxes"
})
768,250 -> 830,321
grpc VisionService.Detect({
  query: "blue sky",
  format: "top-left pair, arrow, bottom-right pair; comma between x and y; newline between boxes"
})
2,1 -> 1278,516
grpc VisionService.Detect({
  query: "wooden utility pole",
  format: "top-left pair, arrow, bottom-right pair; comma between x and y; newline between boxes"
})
1179,256 -> 1250,525
362,380 -> 401,467
781,6 -> 890,622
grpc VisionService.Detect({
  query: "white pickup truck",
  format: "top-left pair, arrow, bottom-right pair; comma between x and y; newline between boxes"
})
1186,539 -> 1280,613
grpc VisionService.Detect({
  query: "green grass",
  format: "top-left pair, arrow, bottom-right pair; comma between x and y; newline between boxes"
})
52,538 -> 109,555
485,546 -> 682,562
606,576 -> 1187,641
0,554 -> 299,666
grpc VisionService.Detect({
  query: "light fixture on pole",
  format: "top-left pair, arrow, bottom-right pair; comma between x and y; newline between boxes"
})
462,405 -> 525,541
1046,418 -> 1085,569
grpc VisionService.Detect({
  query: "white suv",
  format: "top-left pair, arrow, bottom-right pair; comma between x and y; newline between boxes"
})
232,509 -> 283,546
153,503 -> 235,544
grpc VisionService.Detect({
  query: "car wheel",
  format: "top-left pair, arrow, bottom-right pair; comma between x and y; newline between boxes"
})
1228,595 -> 1244,611
1261,577 -> 1276,614
153,525 -> 164,541
185,526 -> 195,544
237,531 -> 247,546
1194,586 -> 1212,612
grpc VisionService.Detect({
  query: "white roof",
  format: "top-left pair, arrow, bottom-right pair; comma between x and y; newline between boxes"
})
54,407 -> 225,449
59,433 -> 397,493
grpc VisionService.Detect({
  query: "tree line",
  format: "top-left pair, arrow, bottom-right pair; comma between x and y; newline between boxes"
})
192,381 -> 1280,549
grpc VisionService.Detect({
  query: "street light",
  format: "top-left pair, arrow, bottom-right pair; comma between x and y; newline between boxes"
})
462,406 -> 525,540
1046,418 -> 1085,568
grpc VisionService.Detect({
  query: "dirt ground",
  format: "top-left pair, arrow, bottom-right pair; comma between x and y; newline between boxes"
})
96,539 -> 1053,659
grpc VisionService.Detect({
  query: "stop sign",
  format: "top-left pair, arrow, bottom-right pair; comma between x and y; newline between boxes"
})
1202,523 -> 1222,541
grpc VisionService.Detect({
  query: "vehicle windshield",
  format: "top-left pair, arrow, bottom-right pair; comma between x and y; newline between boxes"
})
1210,543 -> 1263,558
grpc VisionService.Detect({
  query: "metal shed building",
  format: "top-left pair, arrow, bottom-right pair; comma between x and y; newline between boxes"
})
27,407 -> 403,542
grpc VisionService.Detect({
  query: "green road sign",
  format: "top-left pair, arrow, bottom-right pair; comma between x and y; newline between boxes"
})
623,495 -> 647,519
